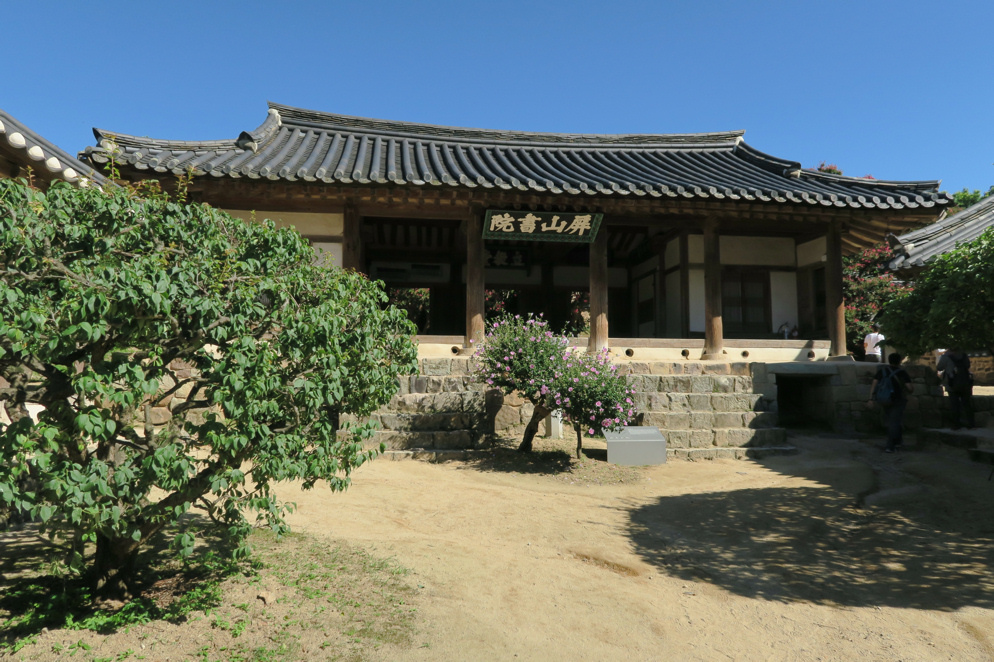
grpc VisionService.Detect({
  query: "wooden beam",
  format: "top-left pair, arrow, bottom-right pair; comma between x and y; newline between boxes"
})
588,223 -> 609,352
342,200 -> 363,272
701,217 -> 724,360
825,220 -> 846,358
465,209 -> 485,348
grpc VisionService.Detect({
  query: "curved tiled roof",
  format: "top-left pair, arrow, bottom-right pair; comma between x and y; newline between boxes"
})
0,108 -> 109,187
83,102 -> 948,210
888,194 -> 994,271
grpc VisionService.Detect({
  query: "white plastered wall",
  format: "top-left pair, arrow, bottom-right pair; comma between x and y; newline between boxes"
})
796,237 -> 827,268
225,210 -> 345,266
770,271 -> 799,334
683,235 -> 799,334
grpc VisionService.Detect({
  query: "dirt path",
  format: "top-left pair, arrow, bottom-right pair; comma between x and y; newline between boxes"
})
283,434 -> 994,661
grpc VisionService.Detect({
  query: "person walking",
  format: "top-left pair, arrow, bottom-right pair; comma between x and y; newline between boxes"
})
937,348 -> 975,429
868,352 -> 913,452
863,323 -> 885,363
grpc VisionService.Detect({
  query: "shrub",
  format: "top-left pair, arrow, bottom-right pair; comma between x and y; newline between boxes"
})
0,178 -> 418,598
472,314 -> 636,456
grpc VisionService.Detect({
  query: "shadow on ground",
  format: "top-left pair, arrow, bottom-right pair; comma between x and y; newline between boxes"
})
0,514 -> 235,644
626,434 -> 994,611
457,434 -> 575,475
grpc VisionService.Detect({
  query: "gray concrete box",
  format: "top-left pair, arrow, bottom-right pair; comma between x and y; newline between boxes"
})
603,426 -> 667,466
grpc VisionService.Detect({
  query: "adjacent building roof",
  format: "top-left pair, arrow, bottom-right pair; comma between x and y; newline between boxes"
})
888,194 -> 994,271
0,108 -> 109,187
83,102 -> 948,211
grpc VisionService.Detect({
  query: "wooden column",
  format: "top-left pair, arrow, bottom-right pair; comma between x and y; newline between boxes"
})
588,223 -> 609,352
342,201 -> 362,272
679,233 -> 690,338
825,220 -> 846,358
702,217 -> 724,360
465,210 -> 485,348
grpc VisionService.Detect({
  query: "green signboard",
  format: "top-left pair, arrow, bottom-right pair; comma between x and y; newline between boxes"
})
483,210 -> 602,243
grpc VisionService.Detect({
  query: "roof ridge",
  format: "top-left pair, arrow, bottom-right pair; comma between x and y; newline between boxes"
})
268,102 -> 746,148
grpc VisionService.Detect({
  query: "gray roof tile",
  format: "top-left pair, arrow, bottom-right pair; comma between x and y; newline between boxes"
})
1,108 -> 109,187
889,194 -> 994,270
82,102 -> 948,210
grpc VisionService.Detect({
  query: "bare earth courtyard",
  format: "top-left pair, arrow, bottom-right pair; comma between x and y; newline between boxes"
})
3,432 -> 994,661
284,432 -> 994,661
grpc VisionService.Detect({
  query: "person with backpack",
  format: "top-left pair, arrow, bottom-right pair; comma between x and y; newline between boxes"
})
868,352 -> 913,453
937,348 -> 975,429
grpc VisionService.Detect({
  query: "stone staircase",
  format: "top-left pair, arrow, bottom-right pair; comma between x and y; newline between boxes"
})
367,362 -> 493,454
917,393 -> 994,471
621,363 -> 795,460
368,358 -> 795,461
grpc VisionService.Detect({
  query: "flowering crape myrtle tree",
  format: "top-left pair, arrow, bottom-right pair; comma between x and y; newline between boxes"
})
0,179 -> 417,598
472,314 -> 636,457
842,243 -> 911,357
548,348 -> 636,458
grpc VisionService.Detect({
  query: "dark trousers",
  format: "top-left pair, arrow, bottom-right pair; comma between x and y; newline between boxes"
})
947,386 -> 974,428
864,354 -> 881,363
883,399 -> 907,450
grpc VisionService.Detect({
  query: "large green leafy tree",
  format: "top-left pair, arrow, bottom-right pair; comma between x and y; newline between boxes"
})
842,243 -> 911,357
881,226 -> 994,357
0,179 -> 417,597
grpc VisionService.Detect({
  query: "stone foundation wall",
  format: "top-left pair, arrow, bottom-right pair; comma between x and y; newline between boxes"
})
771,361 -> 994,435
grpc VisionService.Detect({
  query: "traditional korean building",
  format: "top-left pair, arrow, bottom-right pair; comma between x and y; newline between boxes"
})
0,108 -> 108,188
82,102 -> 950,362
888,194 -> 994,275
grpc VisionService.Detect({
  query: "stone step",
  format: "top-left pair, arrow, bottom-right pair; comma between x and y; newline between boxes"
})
626,374 -> 755,394
372,429 -> 482,451
398,374 -> 486,395
917,427 -> 993,450
640,411 -> 778,430
373,412 -> 482,432
669,445 -> 798,460
662,427 -> 787,450
384,391 -> 484,413
968,448 -> 994,466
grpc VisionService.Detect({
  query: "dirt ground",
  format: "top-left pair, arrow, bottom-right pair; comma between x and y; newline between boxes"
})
281,432 -> 994,661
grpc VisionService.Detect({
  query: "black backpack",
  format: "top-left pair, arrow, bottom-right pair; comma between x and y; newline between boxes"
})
949,354 -> 973,389
875,366 -> 901,403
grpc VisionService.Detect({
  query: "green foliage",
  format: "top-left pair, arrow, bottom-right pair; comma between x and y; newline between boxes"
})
387,288 -> 430,333
842,243 -> 911,357
472,314 -> 569,403
548,348 -> 636,438
949,185 -> 994,209
0,178 -> 418,585
881,225 -> 994,357
472,314 -> 636,440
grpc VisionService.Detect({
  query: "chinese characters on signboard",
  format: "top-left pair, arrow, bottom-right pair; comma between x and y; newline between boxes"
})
484,248 -> 528,269
483,210 -> 603,243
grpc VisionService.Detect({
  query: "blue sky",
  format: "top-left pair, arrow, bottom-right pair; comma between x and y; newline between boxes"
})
6,1 -> 993,194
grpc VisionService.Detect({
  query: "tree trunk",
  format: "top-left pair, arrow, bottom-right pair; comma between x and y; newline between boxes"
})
575,426 -> 583,459
93,533 -> 141,600
517,403 -> 551,453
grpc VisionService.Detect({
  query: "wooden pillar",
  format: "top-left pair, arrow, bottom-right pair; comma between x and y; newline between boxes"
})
679,233 -> 690,338
465,210 -> 485,348
588,223 -> 609,352
825,220 -> 846,358
342,201 -> 362,272
701,217 -> 724,360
